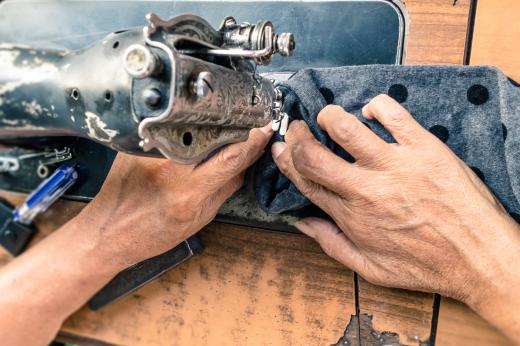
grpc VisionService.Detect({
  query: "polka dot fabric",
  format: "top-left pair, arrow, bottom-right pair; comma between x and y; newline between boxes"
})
253,65 -> 520,220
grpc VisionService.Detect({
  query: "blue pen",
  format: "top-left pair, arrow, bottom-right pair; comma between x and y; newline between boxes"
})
13,164 -> 78,225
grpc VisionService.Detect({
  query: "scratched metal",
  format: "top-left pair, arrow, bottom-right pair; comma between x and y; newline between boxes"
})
138,14 -> 275,164
0,31 -> 145,155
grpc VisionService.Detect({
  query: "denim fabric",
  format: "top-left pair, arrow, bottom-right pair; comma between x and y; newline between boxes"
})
253,65 -> 520,223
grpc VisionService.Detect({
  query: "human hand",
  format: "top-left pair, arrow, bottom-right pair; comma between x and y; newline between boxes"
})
77,125 -> 272,268
271,95 -> 520,326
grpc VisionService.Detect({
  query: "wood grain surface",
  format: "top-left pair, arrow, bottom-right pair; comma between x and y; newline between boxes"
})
357,278 -> 434,345
470,0 -> 520,82
0,192 -> 356,345
435,298 -> 511,346
61,224 -> 356,345
404,0 -> 471,65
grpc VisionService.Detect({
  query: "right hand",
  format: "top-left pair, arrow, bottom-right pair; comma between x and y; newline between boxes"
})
271,95 -> 520,341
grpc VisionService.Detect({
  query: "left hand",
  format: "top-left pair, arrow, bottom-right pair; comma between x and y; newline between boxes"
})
77,125 -> 273,268
0,124 -> 272,346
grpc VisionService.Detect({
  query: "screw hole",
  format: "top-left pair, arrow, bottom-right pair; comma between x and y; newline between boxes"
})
182,132 -> 193,146
37,165 -> 49,178
71,88 -> 80,100
113,41 -> 119,49
104,90 -> 113,102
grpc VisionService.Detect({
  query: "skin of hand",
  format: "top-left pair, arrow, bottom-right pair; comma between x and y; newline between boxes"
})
271,95 -> 520,342
0,124 -> 272,346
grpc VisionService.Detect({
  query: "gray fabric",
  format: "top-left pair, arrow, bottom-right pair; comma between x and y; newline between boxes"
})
253,65 -> 520,223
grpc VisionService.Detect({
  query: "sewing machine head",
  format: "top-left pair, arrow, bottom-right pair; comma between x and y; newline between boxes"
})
130,13 -> 294,163
0,0 -> 405,229
0,13 -> 293,164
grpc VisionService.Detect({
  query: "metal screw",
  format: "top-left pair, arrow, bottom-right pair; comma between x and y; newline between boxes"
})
143,88 -> 162,108
275,33 -> 295,57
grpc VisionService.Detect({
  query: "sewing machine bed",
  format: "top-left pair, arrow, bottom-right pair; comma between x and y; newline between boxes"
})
0,0 -> 407,232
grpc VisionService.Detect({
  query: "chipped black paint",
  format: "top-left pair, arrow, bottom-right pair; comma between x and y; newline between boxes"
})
0,30 -> 145,154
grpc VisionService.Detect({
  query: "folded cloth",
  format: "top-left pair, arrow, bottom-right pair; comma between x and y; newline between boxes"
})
253,65 -> 520,223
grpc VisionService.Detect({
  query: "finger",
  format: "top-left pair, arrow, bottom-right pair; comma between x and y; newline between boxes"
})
272,141 -> 344,215
317,105 -> 388,162
283,121 -> 362,197
362,94 -> 428,145
194,124 -> 272,194
294,217 -> 364,272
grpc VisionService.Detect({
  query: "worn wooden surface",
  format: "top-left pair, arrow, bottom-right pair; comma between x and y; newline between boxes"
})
61,224 -> 356,345
470,0 -> 520,82
404,0 -> 471,65
357,278 -> 434,345
435,298 -> 511,346
0,0 -> 515,345
0,193 -> 356,346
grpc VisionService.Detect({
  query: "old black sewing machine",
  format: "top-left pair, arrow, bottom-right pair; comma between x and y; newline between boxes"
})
0,0 -> 406,308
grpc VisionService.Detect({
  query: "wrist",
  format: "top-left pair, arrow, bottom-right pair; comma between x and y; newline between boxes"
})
66,207 -> 131,275
59,214 -> 127,277
73,198 -> 189,270
458,212 -> 520,341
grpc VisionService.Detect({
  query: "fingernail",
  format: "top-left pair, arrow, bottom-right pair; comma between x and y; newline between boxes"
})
271,141 -> 287,159
259,122 -> 274,136
294,218 -> 317,238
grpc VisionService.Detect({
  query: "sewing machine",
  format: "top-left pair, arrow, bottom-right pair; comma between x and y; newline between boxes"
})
0,0 -> 405,308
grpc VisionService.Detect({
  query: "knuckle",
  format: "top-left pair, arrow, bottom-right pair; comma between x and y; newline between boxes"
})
292,140 -> 313,161
333,115 -> 360,143
286,120 -> 301,135
275,153 -> 291,175
385,108 -> 409,123
292,120 -> 311,135
300,181 -> 322,200
220,148 -> 247,172
171,193 -> 196,215
322,104 -> 344,115
321,242 -> 338,259
292,141 -> 322,173
370,93 -> 389,106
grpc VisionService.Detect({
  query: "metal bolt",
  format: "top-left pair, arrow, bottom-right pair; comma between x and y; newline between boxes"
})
123,44 -> 158,79
143,88 -> 162,108
276,33 -> 295,57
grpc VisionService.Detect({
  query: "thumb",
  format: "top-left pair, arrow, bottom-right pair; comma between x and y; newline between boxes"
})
295,217 -> 364,272
193,123 -> 273,194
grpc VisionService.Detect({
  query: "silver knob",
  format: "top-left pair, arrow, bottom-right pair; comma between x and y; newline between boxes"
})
275,33 -> 295,57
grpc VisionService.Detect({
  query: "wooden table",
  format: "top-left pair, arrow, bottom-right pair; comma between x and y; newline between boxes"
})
0,0 -> 518,345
